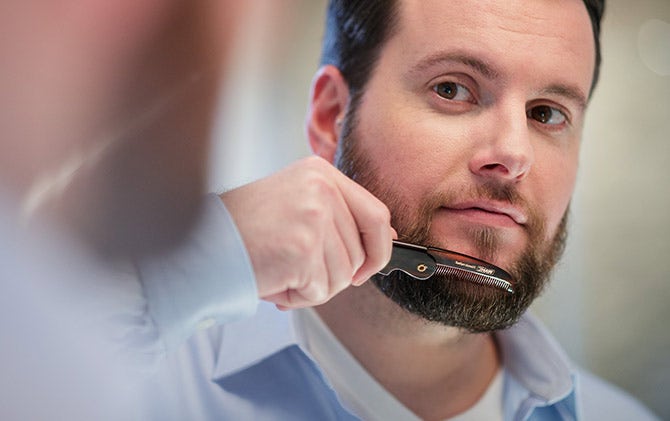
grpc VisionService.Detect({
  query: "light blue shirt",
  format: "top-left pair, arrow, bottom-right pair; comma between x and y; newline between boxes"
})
0,192 -> 259,419
144,300 -> 659,420
1,192 -> 140,419
133,193 -> 259,360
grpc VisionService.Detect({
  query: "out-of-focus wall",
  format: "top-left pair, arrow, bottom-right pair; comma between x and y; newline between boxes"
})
208,0 -> 315,189
209,1 -> 670,418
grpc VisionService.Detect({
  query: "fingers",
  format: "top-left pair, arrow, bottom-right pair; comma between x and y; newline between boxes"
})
267,220 -> 354,309
328,177 -> 367,283
323,221 -> 358,295
331,170 -> 394,285
229,156 -> 395,310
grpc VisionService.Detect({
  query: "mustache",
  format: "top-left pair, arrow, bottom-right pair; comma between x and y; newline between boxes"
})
445,180 -> 525,207
399,180 -> 537,243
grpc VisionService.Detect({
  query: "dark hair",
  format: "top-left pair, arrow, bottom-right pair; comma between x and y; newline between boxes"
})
319,0 -> 400,99
320,0 -> 605,98
582,0 -> 606,94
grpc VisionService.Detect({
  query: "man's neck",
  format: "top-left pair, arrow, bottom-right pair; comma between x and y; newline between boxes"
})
315,282 -> 500,421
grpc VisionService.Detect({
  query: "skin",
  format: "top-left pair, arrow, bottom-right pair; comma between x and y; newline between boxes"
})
307,0 -> 595,419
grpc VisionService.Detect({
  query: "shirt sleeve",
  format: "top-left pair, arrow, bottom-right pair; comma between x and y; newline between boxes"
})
136,193 -> 259,356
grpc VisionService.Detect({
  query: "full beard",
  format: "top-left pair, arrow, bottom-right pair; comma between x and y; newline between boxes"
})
335,110 -> 568,333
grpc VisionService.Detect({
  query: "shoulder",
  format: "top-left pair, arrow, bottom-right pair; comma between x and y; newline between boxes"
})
577,369 -> 660,420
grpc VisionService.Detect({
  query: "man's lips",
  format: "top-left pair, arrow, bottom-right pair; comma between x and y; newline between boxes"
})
442,201 -> 528,227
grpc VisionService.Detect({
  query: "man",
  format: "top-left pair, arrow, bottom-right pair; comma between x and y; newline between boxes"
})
0,1 -> 394,419
142,0 -> 659,419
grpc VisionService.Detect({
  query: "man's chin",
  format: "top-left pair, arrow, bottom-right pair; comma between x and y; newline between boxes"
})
370,223 -> 561,333
370,271 -> 531,333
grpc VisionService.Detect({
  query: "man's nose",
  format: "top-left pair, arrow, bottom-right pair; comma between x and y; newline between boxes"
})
468,106 -> 534,182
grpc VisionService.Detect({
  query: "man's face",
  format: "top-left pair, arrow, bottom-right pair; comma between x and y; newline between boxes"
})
336,0 -> 595,331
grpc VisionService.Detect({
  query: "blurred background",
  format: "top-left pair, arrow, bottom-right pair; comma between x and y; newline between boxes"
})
208,1 -> 669,418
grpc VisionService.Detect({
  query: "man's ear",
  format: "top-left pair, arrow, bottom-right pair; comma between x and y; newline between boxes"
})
305,65 -> 350,163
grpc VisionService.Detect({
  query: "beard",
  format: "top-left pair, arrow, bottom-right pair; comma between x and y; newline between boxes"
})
334,108 -> 568,333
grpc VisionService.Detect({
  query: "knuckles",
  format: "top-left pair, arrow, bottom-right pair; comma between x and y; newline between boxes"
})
371,202 -> 392,229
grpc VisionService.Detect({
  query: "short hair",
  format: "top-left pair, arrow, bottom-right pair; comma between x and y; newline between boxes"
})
319,0 -> 400,100
581,0 -> 606,93
320,0 -> 605,98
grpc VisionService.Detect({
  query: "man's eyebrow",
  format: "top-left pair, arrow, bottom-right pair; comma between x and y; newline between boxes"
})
407,52 -> 502,80
407,52 -> 588,110
540,84 -> 588,111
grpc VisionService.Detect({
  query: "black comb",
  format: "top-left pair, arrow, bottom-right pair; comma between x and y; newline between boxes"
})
378,240 -> 514,294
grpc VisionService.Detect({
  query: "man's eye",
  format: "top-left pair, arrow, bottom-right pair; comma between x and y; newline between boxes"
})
433,82 -> 474,102
527,105 -> 566,125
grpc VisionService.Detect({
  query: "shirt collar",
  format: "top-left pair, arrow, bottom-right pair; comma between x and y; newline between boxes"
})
213,304 -> 576,406
496,312 -> 576,404
212,301 -> 300,379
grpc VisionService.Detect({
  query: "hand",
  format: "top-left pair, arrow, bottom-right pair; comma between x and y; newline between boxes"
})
221,156 -> 396,309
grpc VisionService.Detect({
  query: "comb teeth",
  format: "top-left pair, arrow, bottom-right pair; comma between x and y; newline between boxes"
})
435,264 -> 514,294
